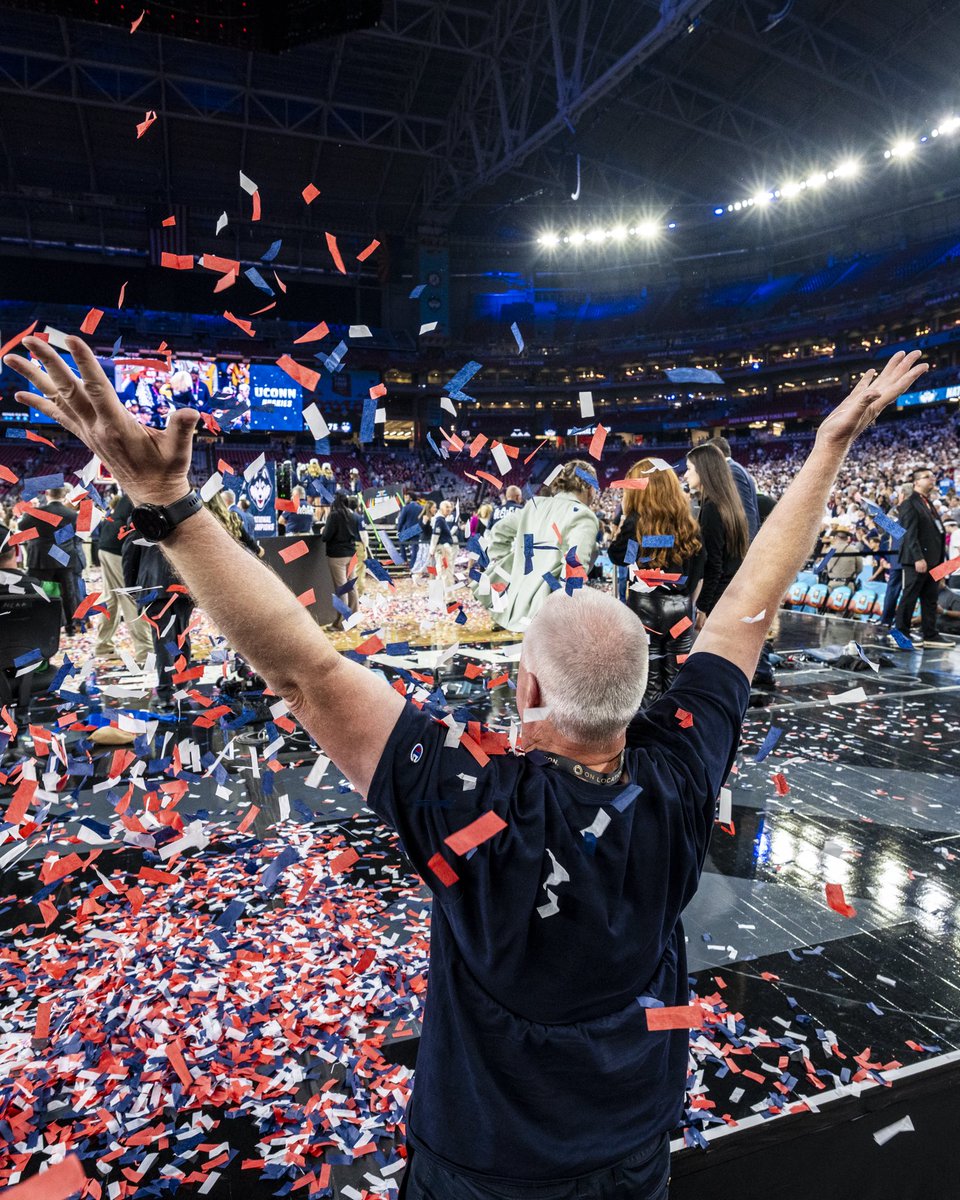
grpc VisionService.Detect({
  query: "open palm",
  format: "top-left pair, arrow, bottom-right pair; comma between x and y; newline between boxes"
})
817,350 -> 928,448
3,335 -> 199,505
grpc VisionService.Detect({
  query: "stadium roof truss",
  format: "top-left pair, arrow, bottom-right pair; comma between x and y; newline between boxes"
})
0,0 -> 954,254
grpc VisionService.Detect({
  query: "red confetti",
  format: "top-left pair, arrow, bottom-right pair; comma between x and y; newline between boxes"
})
644,1004 -> 704,1031
444,810 -> 507,856
34,999 -> 51,1039
330,848 -> 360,875
293,321 -> 330,344
0,319 -> 38,359
357,238 -> 381,262
251,190 -> 262,221
1,1154 -> 86,1200
931,555 -> 960,581
135,109 -> 157,139
669,615 -> 693,639
279,540 -> 309,564
160,252 -> 193,270
675,708 -> 694,729
301,183 -> 320,204
588,424 -> 608,461
80,308 -> 104,336
130,9 -> 145,32
276,354 -> 320,392
222,311 -> 256,338
25,430 -> 57,448
325,232 -> 346,274
161,215 -> 176,227
825,882 -> 857,918
772,772 -> 790,796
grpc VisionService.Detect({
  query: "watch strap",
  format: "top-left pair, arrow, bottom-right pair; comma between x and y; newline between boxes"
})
164,490 -> 203,530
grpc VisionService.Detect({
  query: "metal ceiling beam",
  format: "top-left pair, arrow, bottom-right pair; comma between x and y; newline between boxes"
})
0,44 -> 449,159
421,0 -> 720,223
59,18 -> 98,195
708,0 -> 932,125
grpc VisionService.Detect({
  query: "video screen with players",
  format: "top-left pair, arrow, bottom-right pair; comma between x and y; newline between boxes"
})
114,358 -> 220,428
9,353 -> 303,432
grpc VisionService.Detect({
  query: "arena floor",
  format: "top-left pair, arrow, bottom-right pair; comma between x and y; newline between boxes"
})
2,598 -> 958,1196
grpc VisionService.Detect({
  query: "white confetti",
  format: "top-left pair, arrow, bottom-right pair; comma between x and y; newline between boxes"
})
873,1115 -> 914,1146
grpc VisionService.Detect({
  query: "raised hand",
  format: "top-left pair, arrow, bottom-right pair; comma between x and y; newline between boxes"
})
3,335 -> 199,505
817,350 -> 928,449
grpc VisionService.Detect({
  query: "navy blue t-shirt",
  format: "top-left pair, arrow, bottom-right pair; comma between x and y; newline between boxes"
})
432,514 -> 454,545
367,651 -> 749,1181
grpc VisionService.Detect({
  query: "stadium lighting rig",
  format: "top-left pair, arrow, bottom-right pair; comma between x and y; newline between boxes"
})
536,108 -> 960,247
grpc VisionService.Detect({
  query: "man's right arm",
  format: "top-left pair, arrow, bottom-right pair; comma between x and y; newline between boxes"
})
4,337 -> 405,797
898,499 -> 925,570
692,352 -> 928,681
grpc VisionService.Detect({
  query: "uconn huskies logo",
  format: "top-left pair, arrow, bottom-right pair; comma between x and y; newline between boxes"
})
410,743 -> 424,764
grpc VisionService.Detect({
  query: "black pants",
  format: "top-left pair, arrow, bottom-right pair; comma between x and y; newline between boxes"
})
145,595 -> 194,701
627,591 -> 695,708
399,1133 -> 670,1200
895,565 -> 939,640
880,568 -> 902,626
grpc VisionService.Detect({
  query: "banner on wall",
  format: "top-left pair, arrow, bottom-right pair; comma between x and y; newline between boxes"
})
242,459 -> 278,539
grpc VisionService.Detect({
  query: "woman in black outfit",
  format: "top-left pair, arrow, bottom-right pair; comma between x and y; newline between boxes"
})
321,491 -> 362,630
609,459 -> 706,707
685,443 -> 750,627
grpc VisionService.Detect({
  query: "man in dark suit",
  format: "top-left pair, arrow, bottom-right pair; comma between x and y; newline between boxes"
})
17,486 -> 80,634
396,487 -> 423,570
894,467 -> 952,648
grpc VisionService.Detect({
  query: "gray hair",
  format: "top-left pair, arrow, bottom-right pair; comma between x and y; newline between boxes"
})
522,589 -> 649,743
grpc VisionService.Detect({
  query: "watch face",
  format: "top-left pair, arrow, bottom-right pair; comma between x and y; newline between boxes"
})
131,504 -> 170,542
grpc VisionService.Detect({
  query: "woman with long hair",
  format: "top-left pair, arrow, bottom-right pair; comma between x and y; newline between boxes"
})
206,491 -> 260,555
411,501 -> 437,578
685,442 -> 749,625
609,459 -> 706,706
322,490 -> 363,629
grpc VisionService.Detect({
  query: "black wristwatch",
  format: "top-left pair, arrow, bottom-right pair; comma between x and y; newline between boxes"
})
129,490 -> 203,543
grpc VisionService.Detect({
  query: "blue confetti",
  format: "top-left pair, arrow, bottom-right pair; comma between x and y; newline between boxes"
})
642,534 -> 675,548
244,266 -> 275,296
753,725 -> 783,763
359,397 -> 377,444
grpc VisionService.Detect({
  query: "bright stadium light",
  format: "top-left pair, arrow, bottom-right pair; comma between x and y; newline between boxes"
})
569,230 -> 586,246
714,207 -> 725,216
780,180 -> 802,198
636,219 -> 660,238
834,159 -> 860,178
889,139 -> 915,158
752,191 -> 773,206
538,231 -> 560,247
939,116 -> 960,135
586,228 -> 606,243
610,224 -> 628,241
807,171 -> 828,188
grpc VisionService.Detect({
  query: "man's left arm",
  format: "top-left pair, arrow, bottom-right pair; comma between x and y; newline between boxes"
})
4,337 -> 405,796
694,352 -> 929,680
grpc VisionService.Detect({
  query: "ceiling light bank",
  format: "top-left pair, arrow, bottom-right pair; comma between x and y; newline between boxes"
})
537,219 -> 673,247
714,111 -> 960,217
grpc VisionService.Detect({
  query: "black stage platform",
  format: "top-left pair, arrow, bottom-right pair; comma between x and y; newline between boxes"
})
1,611 -> 958,1197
